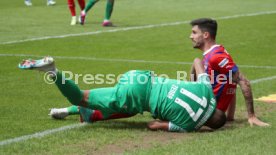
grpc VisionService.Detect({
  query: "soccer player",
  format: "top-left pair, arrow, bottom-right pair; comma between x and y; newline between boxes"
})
79,0 -> 114,26
18,57 -> 226,132
189,18 -> 269,127
67,0 -> 86,25
24,0 -> 56,6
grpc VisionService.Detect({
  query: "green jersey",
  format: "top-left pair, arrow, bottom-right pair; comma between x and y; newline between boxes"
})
149,74 -> 216,132
88,70 -> 152,118
87,70 -> 215,131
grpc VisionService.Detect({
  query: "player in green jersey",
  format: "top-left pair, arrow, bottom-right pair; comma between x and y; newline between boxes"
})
18,57 -> 226,132
79,0 -> 114,26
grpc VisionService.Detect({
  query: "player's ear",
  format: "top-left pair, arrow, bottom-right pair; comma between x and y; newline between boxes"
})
203,31 -> 210,39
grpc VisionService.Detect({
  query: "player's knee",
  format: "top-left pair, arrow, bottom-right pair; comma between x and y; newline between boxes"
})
193,58 -> 202,64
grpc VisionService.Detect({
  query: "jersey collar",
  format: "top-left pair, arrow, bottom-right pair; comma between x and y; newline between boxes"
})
203,44 -> 220,56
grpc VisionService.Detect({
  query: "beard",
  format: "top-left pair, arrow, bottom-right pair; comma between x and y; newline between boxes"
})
192,41 -> 203,49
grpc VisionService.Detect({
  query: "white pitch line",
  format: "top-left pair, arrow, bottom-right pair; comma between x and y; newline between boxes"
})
1,53 -> 276,69
250,75 -> 276,84
0,74 -> 275,146
1,10 -> 276,45
0,123 -> 86,146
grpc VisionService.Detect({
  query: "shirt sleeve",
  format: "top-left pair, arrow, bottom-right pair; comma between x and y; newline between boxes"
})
209,52 -> 239,74
168,122 -> 187,132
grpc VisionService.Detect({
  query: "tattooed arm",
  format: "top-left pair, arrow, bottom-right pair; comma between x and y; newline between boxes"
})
233,71 -> 269,127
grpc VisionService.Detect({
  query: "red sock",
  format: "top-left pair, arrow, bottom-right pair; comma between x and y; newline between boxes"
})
68,0 -> 76,16
90,110 -> 104,122
77,0 -> 85,11
89,111 -> 134,122
108,113 -> 134,120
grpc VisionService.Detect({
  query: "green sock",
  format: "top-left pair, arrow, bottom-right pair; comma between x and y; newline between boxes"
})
85,0 -> 99,13
105,0 -> 114,20
67,105 -> 80,115
54,72 -> 83,106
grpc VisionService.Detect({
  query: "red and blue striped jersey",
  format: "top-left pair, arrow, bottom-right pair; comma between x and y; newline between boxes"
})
203,45 -> 239,112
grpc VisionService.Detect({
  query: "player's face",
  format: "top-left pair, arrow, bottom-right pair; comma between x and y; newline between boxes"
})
190,25 -> 205,49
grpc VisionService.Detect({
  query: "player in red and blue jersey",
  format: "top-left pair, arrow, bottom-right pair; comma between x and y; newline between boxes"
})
202,44 -> 238,112
189,18 -> 269,127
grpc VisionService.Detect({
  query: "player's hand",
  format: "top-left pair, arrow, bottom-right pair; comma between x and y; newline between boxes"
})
147,120 -> 169,131
248,115 -> 270,127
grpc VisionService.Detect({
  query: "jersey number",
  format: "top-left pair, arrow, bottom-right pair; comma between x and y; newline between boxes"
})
175,88 -> 207,122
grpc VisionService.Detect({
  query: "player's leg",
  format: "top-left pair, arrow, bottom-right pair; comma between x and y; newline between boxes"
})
77,0 -> 86,11
49,105 -> 80,119
80,0 -> 99,25
102,0 -> 114,26
54,71 -> 85,106
18,57 -> 135,119
50,105 -> 135,122
18,57 -> 85,107
54,82 -> 123,116
50,104 -> 135,123
68,0 -> 77,25
18,57 -> 128,116
79,106 -> 135,123
84,0 -> 99,13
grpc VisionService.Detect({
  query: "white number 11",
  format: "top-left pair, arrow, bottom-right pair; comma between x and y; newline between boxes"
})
175,88 -> 207,122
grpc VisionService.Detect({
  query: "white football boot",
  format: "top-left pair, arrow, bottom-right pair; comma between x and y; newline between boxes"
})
71,16 -> 77,25
49,108 -> 69,119
18,56 -> 56,73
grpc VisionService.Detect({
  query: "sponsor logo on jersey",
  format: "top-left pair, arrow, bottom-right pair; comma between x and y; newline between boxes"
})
218,58 -> 229,68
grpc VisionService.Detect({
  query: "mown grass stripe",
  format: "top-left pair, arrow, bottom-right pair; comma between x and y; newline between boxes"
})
1,53 -> 276,69
1,10 -> 275,45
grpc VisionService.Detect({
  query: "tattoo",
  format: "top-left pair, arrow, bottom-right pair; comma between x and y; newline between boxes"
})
238,73 -> 255,116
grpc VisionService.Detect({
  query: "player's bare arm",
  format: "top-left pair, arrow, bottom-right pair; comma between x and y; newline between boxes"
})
147,120 -> 169,131
233,71 -> 270,127
233,71 -> 254,116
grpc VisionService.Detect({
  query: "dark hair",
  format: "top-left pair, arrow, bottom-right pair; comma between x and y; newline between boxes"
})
190,18 -> 217,39
205,109 -> 226,129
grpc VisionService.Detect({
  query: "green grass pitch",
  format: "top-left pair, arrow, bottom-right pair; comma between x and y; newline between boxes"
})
0,0 -> 276,154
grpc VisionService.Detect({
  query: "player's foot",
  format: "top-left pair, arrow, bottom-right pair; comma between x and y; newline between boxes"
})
47,0 -> 56,6
102,20 -> 113,27
18,56 -> 56,73
49,108 -> 69,119
79,107 -> 94,123
24,0 -> 32,6
79,11 -> 86,25
71,16 -> 77,25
